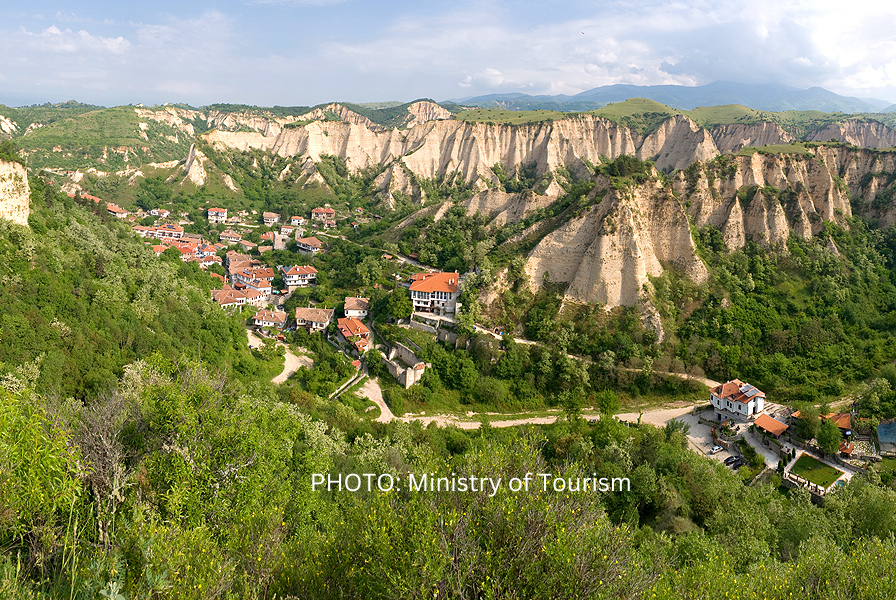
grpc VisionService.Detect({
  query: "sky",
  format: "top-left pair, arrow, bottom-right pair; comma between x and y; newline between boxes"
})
1,0 -> 895,108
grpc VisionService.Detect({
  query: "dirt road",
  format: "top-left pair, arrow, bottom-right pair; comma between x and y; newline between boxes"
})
247,329 -> 312,384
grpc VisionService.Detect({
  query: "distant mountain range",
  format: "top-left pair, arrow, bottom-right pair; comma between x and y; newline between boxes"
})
450,81 -> 894,114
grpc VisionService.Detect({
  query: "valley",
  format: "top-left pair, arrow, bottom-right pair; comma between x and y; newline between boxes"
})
4,94 -> 896,599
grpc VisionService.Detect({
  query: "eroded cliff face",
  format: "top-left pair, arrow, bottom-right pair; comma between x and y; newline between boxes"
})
709,122 -> 793,153
298,103 -> 378,129
463,189 -> 556,227
514,148 -> 883,309
0,160 -> 30,226
808,120 -> 896,149
206,114 -> 707,199
677,150 -> 853,248
524,180 -> 707,308
406,101 -> 452,127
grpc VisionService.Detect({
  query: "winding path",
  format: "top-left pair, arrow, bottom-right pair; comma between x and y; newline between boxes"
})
246,329 -> 312,384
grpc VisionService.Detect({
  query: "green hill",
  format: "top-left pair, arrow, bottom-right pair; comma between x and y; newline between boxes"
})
17,106 -> 193,170
588,98 -> 685,135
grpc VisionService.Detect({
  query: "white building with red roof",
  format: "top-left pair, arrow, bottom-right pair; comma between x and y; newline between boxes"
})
280,265 -> 317,287
155,223 -> 184,240
710,379 -> 766,420
262,211 -> 280,226
207,207 -> 227,223
233,267 -> 275,286
106,203 -> 129,218
220,230 -> 242,243
212,287 -> 247,308
408,272 -> 460,315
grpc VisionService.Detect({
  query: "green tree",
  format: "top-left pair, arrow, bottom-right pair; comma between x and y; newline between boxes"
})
387,288 -> 413,320
817,417 -> 842,456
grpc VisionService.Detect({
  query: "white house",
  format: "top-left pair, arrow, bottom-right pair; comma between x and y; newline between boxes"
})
253,309 -> 288,329
294,307 -> 334,332
262,211 -> 280,226
408,272 -> 460,316
710,379 -> 766,421
280,265 -> 317,287
207,207 -> 227,224
296,237 -> 323,255
344,297 -> 369,319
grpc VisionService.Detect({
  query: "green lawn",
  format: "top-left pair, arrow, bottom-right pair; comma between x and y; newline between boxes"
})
877,457 -> 896,475
791,453 -> 843,488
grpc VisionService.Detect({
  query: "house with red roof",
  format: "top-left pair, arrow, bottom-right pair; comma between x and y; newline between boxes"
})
207,207 -> 227,223
710,379 -> 766,420
155,223 -> 184,240
408,272 -> 461,315
212,286 -> 247,308
220,230 -> 242,243
280,265 -> 317,287
262,211 -> 280,226
105,203 -> 129,219
311,206 -> 336,221
337,317 -> 370,354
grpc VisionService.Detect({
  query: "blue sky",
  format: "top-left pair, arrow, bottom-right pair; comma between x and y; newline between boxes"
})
1,0 -> 894,107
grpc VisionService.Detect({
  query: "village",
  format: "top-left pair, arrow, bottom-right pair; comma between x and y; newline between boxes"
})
67,187 -> 896,504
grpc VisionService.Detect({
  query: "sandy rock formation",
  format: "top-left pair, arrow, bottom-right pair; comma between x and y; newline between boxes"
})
183,144 -> 208,186
808,120 -> 896,149
299,103 -> 377,129
637,115 -> 720,172
0,114 -> 17,136
406,101 -> 452,127
463,188 -> 555,227
0,160 -> 30,226
710,122 -> 793,153
524,180 -> 707,308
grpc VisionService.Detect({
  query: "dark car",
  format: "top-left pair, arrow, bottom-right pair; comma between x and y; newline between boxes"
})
730,458 -> 746,469
724,456 -> 739,466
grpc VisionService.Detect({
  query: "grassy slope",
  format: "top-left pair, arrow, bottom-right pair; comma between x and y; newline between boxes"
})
455,108 -> 567,125
18,106 -> 193,170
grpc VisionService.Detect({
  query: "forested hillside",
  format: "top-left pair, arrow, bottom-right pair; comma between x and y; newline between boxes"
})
5,359 -> 896,599
0,177 -> 278,398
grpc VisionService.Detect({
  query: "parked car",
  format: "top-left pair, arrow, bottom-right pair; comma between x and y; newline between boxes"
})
730,458 -> 747,469
724,456 -> 739,466
709,445 -> 724,454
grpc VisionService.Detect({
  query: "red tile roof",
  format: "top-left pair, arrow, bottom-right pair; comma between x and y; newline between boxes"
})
282,265 -> 318,276
337,317 -> 369,339
754,413 -> 788,437
710,379 -> 765,405
297,236 -> 323,249
826,413 -> 852,430
409,272 -> 460,294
